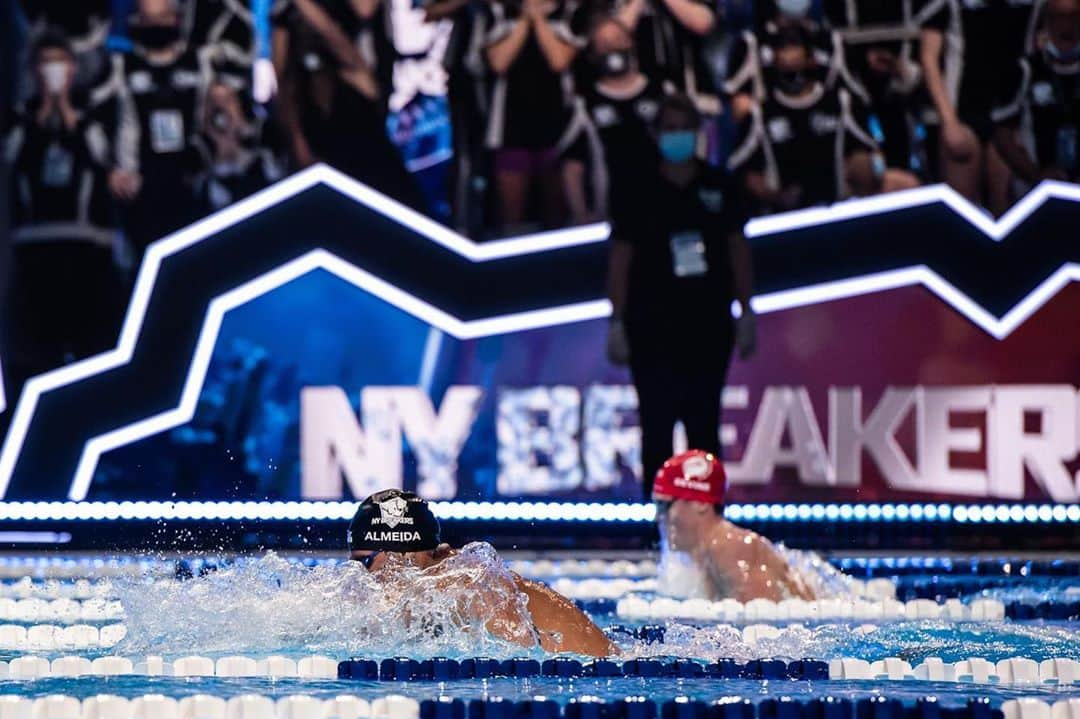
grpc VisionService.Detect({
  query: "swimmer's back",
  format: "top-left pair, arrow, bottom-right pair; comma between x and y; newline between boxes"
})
703,520 -> 816,602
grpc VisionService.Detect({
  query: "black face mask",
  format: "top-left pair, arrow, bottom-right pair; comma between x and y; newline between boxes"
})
776,70 -> 809,95
133,24 -> 181,50
596,49 -> 633,77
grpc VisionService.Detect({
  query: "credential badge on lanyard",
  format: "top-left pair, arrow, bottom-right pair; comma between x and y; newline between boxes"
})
42,142 -> 74,187
670,230 -> 708,278
150,109 -> 185,153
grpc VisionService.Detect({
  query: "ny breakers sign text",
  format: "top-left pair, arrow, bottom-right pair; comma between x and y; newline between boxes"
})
300,385 -> 1080,502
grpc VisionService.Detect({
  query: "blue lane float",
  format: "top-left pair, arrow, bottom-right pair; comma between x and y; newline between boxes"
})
830,558 -> 1080,578
338,657 -> 831,681
416,697 -> 1006,719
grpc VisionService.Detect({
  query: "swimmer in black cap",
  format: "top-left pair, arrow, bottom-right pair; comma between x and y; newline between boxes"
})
348,489 -> 615,657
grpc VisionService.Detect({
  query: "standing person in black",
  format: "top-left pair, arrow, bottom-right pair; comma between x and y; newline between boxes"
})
3,31 -> 123,400
724,0 -> 863,122
483,0 -> 584,232
271,0 -> 425,211
993,0 -> 1080,183
605,93 -> 756,497
104,0 -> 210,258
728,27 -> 918,214
823,0 -> 928,176
591,0 -> 719,114
193,79 -> 285,211
919,0 -> 1036,214
581,12 -> 666,214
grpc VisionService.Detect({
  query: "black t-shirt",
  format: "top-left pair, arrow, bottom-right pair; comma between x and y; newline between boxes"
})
723,18 -> 863,106
612,163 -> 743,348
112,47 -> 209,180
584,74 -> 663,180
6,103 -> 114,241
483,0 -> 581,149
919,0 -> 1037,120
993,50 -> 1080,180
572,0 -> 716,108
728,84 -> 877,208
193,139 -> 286,210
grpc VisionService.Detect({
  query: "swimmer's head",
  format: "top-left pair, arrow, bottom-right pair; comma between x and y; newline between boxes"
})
653,450 -> 727,505
653,450 -> 727,550
348,489 -> 449,570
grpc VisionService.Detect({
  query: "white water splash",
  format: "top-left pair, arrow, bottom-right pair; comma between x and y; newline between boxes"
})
114,544 -> 542,658
776,546 -> 869,599
655,550 -> 712,600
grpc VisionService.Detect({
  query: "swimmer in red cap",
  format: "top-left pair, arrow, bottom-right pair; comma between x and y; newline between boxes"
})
653,450 -> 816,602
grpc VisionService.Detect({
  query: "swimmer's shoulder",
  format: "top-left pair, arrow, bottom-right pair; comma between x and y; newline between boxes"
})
512,574 -> 618,657
513,574 -> 569,605
706,517 -> 753,552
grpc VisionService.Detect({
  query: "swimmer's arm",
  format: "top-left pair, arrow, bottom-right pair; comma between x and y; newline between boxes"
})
513,576 -> 617,657
432,573 -> 538,651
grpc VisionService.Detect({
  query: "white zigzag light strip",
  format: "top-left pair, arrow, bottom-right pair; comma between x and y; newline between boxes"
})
0,168 -> 1075,499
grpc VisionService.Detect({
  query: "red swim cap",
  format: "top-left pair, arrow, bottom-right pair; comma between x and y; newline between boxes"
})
652,450 -> 727,505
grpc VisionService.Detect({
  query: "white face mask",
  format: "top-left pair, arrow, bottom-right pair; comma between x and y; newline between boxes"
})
777,0 -> 811,17
41,61 -> 70,94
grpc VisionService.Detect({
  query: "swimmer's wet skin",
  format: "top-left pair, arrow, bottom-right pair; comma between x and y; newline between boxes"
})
654,450 -> 816,603
348,489 -> 616,657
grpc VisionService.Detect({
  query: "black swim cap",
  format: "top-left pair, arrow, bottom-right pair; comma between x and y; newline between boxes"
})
348,489 -> 441,553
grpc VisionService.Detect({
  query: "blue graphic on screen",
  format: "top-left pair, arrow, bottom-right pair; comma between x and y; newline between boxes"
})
88,271 -> 636,503
91,271 -> 433,500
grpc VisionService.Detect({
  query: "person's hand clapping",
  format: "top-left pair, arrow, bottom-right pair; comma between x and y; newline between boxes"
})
523,0 -> 547,22
108,168 -> 143,201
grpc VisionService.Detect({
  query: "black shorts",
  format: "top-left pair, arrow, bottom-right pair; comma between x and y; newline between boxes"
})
958,106 -> 995,143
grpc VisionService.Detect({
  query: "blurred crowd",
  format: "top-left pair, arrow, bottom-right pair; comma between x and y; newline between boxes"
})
2,0 -> 1079,400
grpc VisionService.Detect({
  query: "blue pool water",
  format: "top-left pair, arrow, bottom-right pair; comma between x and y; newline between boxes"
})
0,549 -> 1076,710
100,550 -> 1080,661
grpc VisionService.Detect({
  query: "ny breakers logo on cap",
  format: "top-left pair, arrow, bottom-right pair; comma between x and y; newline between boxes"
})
375,495 -> 412,528
675,454 -> 713,492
